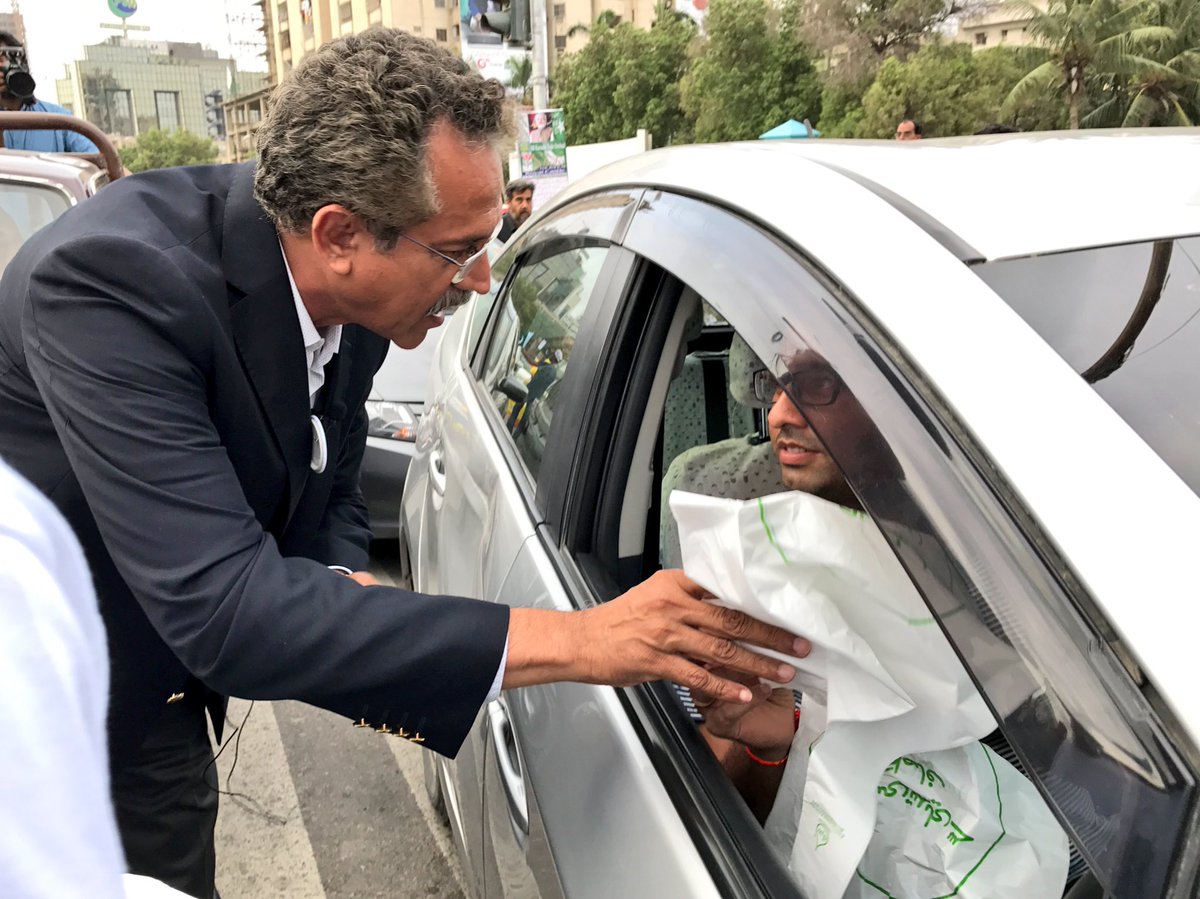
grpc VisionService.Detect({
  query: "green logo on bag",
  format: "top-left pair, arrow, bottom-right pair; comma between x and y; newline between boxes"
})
815,821 -> 830,849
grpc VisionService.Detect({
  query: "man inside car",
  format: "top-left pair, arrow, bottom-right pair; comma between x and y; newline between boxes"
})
682,353 -> 1083,893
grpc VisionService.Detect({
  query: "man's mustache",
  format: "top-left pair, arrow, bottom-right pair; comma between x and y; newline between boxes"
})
774,426 -> 823,452
426,286 -> 472,317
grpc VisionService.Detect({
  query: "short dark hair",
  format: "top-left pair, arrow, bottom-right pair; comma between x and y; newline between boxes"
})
0,31 -> 21,47
975,123 -> 1020,135
505,178 -> 534,199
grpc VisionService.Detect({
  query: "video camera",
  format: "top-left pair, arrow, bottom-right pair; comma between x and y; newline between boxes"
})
0,43 -> 36,102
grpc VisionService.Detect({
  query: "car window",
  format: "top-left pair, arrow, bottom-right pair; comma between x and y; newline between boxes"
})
479,244 -> 609,481
0,180 -> 71,270
975,237 -> 1200,497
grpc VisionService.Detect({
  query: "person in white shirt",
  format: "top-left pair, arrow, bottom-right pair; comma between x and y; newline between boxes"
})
0,457 -> 188,899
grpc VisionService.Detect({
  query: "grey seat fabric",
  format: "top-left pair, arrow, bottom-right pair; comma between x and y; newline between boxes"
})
661,353 -> 755,477
660,335 -> 787,570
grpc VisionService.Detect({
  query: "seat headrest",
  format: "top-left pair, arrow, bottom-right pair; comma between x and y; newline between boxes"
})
729,333 -> 777,410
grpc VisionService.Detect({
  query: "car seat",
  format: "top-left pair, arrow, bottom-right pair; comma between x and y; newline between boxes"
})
659,333 -> 789,570
658,308 -> 758,480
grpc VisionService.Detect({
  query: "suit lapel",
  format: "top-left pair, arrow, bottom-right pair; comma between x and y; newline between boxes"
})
221,163 -> 311,523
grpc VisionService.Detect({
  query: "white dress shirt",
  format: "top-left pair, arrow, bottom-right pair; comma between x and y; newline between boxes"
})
282,250 -> 342,408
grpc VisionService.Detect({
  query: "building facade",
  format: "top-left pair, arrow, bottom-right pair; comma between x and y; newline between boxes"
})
54,38 -> 245,142
0,7 -> 26,46
261,0 -> 666,86
953,0 -> 1046,51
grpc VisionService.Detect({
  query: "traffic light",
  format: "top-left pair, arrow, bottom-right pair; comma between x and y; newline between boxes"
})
479,0 -> 530,46
204,89 -> 226,141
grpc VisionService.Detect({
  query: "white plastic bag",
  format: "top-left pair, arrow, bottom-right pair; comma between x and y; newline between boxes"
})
672,490 -> 1069,898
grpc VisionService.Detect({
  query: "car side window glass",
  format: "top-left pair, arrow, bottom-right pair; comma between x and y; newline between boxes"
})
466,240 -> 516,363
480,245 -> 609,480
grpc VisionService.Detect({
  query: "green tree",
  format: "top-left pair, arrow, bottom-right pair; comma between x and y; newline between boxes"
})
816,75 -> 873,136
120,128 -> 219,173
802,0 -> 972,87
857,42 -> 1063,137
679,0 -> 822,142
554,12 -> 695,146
1002,0 -> 1164,128
506,54 -> 534,105
1114,0 -> 1200,125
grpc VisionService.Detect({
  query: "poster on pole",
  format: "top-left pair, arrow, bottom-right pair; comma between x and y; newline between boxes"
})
459,0 -> 529,88
520,108 -> 567,177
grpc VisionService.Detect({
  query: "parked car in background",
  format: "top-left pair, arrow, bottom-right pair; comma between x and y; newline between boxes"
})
361,238 -> 507,542
359,336 -> 438,541
0,112 -> 122,271
401,132 -> 1200,899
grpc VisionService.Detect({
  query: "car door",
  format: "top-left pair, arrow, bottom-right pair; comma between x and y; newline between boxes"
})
475,211 -> 804,898
406,189 -> 656,897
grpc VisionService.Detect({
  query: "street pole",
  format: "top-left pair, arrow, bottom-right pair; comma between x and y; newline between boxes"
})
529,0 -> 550,108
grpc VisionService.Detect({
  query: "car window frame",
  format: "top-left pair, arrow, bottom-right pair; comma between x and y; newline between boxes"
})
467,235 -> 639,536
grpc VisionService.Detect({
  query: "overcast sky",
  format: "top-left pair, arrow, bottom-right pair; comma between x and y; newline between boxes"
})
17,0 -> 267,99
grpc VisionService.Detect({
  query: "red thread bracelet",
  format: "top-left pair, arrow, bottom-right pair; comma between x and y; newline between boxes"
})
745,744 -> 789,766
744,708 -> 801,767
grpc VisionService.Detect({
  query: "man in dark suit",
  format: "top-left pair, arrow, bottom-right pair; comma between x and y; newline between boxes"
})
0,28 -> 805,898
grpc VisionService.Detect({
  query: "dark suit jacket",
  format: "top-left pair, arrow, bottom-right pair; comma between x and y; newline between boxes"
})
0,162 -> 509,767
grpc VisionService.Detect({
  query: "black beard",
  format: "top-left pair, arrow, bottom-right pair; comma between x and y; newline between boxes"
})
426,286 -> 472,317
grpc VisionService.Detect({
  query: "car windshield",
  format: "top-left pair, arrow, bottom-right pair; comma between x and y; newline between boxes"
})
0,179 -> 72,271
974,237 -> 1200,497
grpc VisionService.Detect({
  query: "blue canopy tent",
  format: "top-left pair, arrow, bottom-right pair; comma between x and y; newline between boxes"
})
759,118 -> 820,139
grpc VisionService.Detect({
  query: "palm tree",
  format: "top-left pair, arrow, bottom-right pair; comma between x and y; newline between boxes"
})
566,9 -> 622,39
1002,0 -> 1163,128
1119,0 -> 1200,125
505,54 -> 534,105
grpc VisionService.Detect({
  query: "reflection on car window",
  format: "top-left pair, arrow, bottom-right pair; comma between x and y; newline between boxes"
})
0,180 -> 71,271
975,237 -> 1200,496
480,245 -> 608,480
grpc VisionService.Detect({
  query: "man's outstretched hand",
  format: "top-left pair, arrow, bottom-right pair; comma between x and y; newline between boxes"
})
504,570 -> 809,703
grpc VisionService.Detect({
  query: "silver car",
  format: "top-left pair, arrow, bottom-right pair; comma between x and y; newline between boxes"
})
400,132 -> 1200,898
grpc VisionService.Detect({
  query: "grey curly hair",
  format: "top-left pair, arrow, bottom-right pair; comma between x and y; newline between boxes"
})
254,28 -> 512,248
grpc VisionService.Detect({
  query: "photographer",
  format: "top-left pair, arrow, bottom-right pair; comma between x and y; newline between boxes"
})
0,31 -> 98,153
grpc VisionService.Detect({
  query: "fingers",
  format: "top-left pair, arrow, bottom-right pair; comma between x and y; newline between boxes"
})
348,570 -> 380,587
661,570 -> 810,661
575,571 -> 811,702
698,603 -> 810,661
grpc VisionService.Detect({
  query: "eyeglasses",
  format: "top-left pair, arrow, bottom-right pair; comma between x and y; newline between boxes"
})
776,366 -> 842,407
397,218 -> 503,284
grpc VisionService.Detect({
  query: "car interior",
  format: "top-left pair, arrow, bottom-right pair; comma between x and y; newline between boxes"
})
579,279 -> 1106,897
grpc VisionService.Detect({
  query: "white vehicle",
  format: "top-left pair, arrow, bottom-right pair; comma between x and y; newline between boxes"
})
401,131 -> 1200,899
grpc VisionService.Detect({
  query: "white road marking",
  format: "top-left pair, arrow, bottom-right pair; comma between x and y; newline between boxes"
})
214,699 -> 325,898
373,561 -> 471,897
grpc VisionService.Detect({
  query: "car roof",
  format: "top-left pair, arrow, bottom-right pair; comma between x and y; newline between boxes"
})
0,148 -> 99,203
555,129 -> 1200,261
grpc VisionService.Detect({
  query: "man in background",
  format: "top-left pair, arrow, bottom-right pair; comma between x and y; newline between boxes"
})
894,118 -> 922,140
498,177 -> 534,242
0,31 -> 99,153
